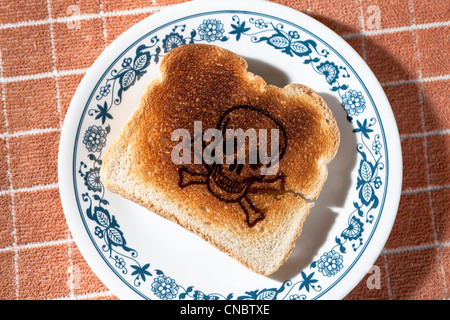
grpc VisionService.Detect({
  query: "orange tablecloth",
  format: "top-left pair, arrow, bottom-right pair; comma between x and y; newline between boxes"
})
0,0 -> 448,300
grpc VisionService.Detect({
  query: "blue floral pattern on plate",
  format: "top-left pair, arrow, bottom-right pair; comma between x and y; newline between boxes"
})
74,11 -> 387,300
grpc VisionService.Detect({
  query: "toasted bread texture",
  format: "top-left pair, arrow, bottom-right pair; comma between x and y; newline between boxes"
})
100,44 -> 340,275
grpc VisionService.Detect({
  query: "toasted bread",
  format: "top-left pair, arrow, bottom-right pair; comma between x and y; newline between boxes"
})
100,44 -> 340,275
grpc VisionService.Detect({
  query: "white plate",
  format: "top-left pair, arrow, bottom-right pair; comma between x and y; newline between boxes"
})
58,0 -> 402,300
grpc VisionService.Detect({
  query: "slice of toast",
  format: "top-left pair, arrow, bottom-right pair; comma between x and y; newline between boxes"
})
100,44 -> 340,275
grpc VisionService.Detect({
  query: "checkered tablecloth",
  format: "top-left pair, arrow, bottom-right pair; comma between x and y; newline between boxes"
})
0,0 -> 448,300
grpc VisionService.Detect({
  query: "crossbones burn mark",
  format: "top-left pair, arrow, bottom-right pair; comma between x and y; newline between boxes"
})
177,105 -> 288,227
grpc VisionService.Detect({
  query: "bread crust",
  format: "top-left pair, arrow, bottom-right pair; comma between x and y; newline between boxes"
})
100,44 -> 340,275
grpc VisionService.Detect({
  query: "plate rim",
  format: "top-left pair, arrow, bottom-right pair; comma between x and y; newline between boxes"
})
58,0 -> 403,300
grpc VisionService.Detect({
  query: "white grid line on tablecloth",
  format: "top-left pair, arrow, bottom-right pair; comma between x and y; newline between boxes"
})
44,0 -> 76,300
341,20 -> 450,39
51,290 -> 114,300
0,5 -> 166,30
0,47 -> 19,300
407,0 -> 446,299
0,68 -> 89,83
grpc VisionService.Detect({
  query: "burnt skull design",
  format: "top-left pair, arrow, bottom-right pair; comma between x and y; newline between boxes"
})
178,105 -> 288,227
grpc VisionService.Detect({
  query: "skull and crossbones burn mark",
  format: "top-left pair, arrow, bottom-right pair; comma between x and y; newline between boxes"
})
177,105 -> 288,227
